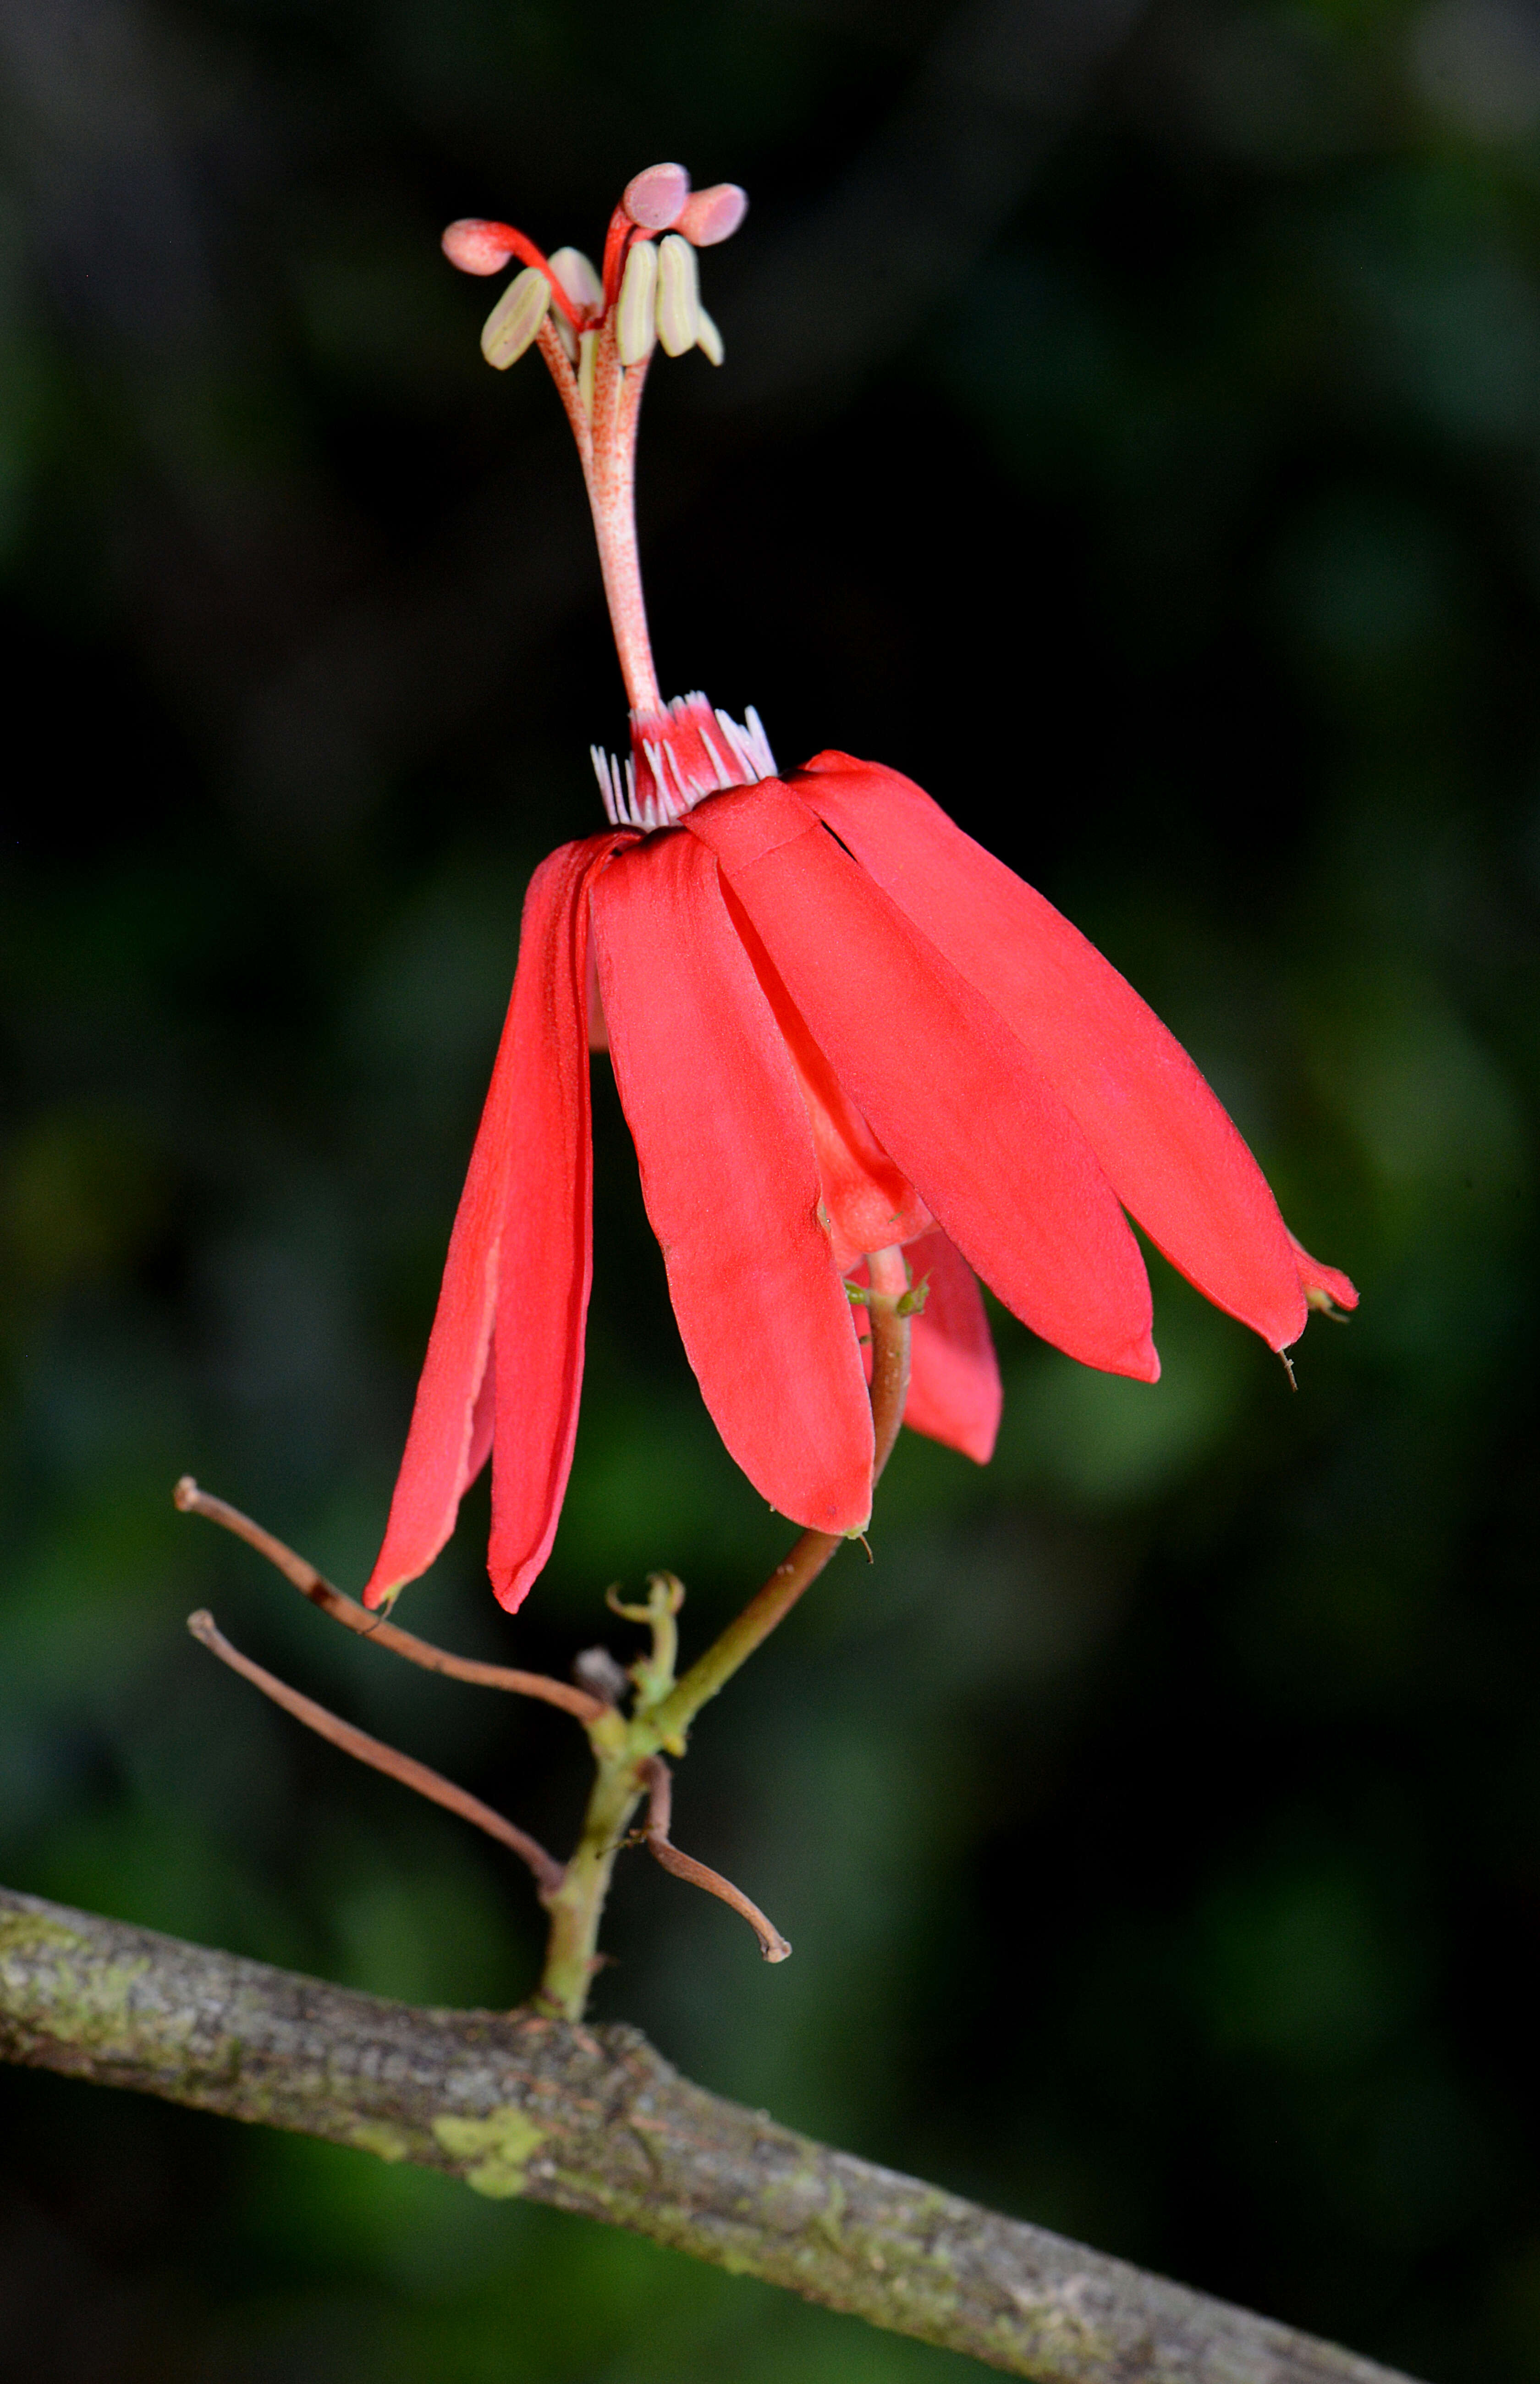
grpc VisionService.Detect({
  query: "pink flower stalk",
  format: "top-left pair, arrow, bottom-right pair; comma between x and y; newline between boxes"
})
363,166 -> 1356,1616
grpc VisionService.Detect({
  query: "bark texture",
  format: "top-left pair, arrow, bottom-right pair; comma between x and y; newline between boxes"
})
0,1885 -> 1420,2384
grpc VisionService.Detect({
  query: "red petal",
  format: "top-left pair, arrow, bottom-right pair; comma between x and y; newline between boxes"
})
363,837 -> 613,1613
903,1231 -> 1002,1462
720,896 -> 931,1272
485,840 -> 620,1611
464,1332 -> 497,1489
1288,1230 -> 1359,1313
688,785 -> 1157,1383
592,829 -> 875,1534
799,755 -> 1310,1353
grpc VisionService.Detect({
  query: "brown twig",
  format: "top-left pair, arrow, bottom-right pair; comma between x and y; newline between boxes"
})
186,1611 -> 565,1898
174,1479 -> 604,1724
637,1757 -> 791,1963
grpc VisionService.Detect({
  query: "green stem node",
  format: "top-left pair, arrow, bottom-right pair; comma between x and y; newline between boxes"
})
534,1248 -> 913,2020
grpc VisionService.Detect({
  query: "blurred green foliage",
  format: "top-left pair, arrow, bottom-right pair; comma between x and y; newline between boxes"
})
3,0 -> 1540,2377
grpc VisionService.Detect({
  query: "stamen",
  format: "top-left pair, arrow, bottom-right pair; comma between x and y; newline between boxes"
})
616,240 -> 659,366
655,234 -> 700,357
547,246 -> 603,316
481,266 -> 552,369
695,306 -> 725,367
448,169 -> 752,759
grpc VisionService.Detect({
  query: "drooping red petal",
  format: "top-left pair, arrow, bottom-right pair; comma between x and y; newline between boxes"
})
797,1049 -> 934,1275
1288,1230 -> 1359,1313
592,828 -> 875,1534
688,784 -> 1157,1383
722,895 -> 931,1272
485,839 -> 621,1611
363,836 -> 616,1613
902,1231 -> 1002,1462
852,1231 -> 1001,1463
798,755 -> 1311,1354
464,1331 -> 497,1490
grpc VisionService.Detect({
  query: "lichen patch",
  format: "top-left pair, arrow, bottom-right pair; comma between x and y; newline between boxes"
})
433,2105 -> 547,2198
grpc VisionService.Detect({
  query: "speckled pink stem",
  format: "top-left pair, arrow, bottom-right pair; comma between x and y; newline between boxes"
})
536,314 -> 660,714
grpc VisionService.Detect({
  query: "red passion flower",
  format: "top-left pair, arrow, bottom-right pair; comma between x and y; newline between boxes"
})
363,164 -> 1357,1616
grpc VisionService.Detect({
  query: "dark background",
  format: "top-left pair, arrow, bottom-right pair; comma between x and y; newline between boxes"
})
3,0 -> 1540,2377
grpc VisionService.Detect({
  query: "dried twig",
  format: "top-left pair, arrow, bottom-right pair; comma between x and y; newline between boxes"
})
637,1757 -> 791,1963
186,1610 -> 565,1898
174,1479 -> 603,1723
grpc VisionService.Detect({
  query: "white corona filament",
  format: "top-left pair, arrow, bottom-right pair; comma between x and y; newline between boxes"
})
591,695 -> 777,831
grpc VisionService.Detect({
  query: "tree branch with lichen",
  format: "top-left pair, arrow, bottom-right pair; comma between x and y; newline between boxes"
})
0,1884 -> 1418,2384
11,1264 -> 1403,2382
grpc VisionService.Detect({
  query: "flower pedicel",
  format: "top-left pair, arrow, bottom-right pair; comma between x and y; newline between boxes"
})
363,164 -> 1356,1617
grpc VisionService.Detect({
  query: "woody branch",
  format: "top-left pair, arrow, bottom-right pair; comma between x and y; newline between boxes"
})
0,1885 -> 1416,2384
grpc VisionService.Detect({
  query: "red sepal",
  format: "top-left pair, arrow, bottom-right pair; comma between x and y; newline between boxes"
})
1289,1231 -> 1359,1312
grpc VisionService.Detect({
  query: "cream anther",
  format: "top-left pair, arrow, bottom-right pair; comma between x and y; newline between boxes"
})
695,307 -> 724,367
616,241 -> 659,366
481,267 -> 551,368
547,246 -> 603,315
656,235 -> 700,357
